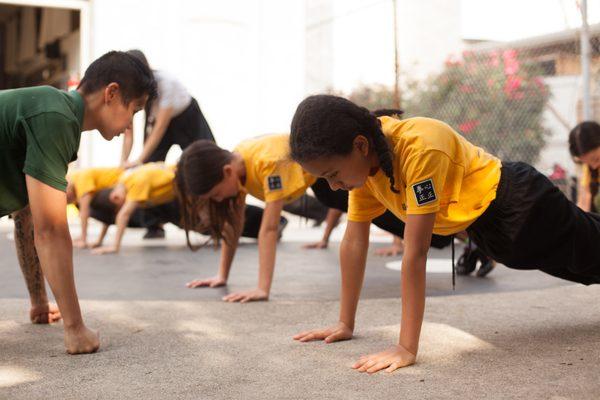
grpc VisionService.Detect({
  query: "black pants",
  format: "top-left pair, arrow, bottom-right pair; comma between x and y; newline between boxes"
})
146,98 -> 214,162
89,189 -> 265,239
282,194 -> 329,223
467,162 -> 600,285
310,178 -> 452,249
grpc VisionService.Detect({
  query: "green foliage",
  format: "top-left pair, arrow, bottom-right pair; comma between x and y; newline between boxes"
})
347,49 -> 551,164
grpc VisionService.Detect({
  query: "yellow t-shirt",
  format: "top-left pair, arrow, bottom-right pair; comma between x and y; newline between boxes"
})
234,134 -> 317,203
69,167 -> 123,200
119,162 -> 176,207
347,116 -> 502,235
580,164 -> 599,187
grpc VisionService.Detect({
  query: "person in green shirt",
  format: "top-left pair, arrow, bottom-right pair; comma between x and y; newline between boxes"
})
0,50 -> 156,354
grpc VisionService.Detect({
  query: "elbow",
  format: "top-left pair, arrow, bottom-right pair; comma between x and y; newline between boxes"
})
34,224 -> 69,244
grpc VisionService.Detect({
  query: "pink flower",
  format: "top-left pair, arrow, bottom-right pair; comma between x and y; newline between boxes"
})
488,51 -> 500,67
459,84 -> 475,93
503,49 -> 519,75
459,120 -> 480,134
487,78 -> 495,88
504,75 -> 523,98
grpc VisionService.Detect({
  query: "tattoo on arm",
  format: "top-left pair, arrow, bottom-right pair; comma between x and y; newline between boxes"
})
12,206 -> 47,305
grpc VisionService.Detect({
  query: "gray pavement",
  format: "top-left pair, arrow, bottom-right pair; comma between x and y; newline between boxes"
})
1,222 -> 599,399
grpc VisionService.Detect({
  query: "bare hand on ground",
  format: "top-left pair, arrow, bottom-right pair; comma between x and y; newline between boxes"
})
91,246 -> 118,255
351,345 -> 416,374
64,325 -> 100,355
222,288 -> 268,303
374,243 -> 404,257
293,321 -> 353,343
302,240 -> 328,249
186,276 -> 227,288
30,303 -> 61,324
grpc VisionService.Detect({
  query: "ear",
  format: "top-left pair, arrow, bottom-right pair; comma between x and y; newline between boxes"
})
222,164 -> 234,179
104,82 -> 120,104
353,135 -> 370,157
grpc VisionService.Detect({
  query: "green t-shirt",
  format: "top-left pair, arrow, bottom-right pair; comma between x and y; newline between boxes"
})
0,86 -> 84,217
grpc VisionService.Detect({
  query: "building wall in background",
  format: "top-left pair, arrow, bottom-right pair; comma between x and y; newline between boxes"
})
80,0 -> 306,167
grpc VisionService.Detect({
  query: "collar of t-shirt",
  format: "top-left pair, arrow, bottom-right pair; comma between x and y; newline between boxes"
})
67,90 -> 85,128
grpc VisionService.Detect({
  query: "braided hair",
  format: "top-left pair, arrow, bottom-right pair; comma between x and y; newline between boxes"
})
290,95 -> 403,194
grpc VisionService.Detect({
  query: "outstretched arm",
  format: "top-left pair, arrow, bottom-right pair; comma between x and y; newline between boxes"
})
222,199 -> 283,303
25,175 -> 99,354
294,220 -> 371,343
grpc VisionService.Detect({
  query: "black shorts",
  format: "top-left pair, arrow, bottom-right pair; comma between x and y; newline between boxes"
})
146,97 -> 214,163
467,162 -> 600,284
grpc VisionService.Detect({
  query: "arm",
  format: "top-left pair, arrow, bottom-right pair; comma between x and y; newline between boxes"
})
12,206 -> 60,324
90,224 -> 109,248
25,176 -> 99,354
222,199 -> 284,302
352,213 -> 435,374
120,128 -> 134,166
186,222 -> 243,289
294,220 -> 371,342
303,208 -> 343,249
577,183 -> 591,212
132,107 -> 173,166
92,200 -> 138,255
73,193 -> 92,248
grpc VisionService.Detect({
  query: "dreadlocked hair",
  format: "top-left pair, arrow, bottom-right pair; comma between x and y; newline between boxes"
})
175,140 -> 244,251
290,94 -> 402,194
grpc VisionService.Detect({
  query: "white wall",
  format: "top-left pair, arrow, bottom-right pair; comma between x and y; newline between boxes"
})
329,0 -> 464,93
537,75 -> 581,175
80,0 -> 306,167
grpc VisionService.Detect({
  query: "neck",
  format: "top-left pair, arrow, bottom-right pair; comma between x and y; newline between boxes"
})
78,89 -> 102,132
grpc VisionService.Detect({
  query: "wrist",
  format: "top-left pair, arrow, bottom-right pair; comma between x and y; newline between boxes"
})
339,319 -> 354,331
63,317 -> 85,331
399,339 -> 418,356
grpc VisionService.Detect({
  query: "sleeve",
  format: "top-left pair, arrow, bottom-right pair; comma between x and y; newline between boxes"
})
157,75 -> 177,110
262,161 -> 308,203
581,165 -> 591,188
23,113 -> 79,192
404,150 -> 451,215
347,185 -> 386,222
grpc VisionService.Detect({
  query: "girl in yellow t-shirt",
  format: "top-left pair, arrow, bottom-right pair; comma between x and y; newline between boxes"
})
569,121 -> 600,212
91,162 -> 176,255
67,167 -> 123,248
175,136 -> 319,303
289,95 -> 600,374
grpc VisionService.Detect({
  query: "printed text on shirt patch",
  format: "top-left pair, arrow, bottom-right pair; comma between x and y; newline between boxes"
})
412,178 -> 437,206
268,175 -> 283,191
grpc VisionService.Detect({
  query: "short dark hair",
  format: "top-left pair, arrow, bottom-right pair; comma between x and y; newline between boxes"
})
290,94 -> 403,194
78,50 -> 157,104
569,121 -> 600,158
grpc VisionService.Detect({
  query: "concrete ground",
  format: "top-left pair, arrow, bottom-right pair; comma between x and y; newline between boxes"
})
1,219 -> 599,399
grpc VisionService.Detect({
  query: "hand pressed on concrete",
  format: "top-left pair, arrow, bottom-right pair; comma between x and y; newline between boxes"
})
352,345 -> 416,374
293,321 -> 353,344
186,276 -> 227,288
222,288 -> 268,303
